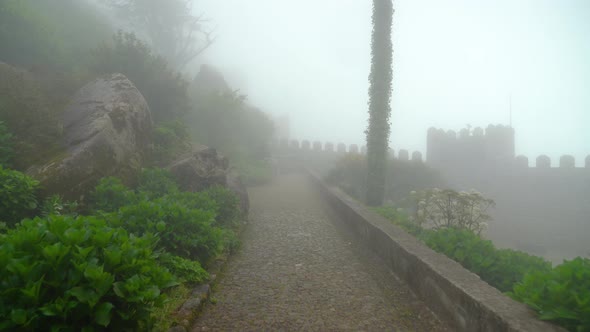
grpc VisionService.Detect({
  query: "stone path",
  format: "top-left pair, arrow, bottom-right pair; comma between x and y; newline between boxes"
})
192,173 -> 450,331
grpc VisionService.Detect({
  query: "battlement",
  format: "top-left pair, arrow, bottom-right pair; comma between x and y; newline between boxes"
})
427,125 -> 515,168
514,154 -> 590,169
274,138 -> 424,162
427,125 -> 589,170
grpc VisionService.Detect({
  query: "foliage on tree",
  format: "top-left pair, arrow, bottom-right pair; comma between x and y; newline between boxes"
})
365,0 -> 394,206
0,166 -> 39,226
102,0 -> 214,69
0,63 -> 66,169
91,32 -> 191,122
188,90 -> 274,161
0,0 -> 111,69
409,188 -> 495,235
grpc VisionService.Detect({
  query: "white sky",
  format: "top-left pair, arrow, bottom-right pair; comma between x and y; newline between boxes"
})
196,0 -> 589,165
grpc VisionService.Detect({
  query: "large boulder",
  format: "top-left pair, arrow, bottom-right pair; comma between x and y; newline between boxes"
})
167,146 -> 249,216
28,73 -> 152,200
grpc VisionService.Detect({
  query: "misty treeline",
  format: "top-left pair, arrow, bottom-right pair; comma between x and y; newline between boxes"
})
0,0 -> 274,178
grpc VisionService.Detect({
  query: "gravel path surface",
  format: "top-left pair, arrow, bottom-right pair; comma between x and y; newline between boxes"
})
192,173 -> 450,331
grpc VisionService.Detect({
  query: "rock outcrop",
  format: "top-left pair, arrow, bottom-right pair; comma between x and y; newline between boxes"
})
167,146 -> 249,215
192,64 -> 230,95
29,73 -> 152,200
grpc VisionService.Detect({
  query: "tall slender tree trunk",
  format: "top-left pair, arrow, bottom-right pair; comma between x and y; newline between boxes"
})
366,0 -> 393,206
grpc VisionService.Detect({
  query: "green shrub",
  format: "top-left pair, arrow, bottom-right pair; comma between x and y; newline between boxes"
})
233,158 -> 273,186
0,121 -> 13,167
492,249 -> 552,293
138,168 -> 179,199
151,121 -> 191,165
90,177 -> 137,213
0,166 -> 38,226
372,206 -> 424,237
0,215 -> 177,330
424,228 -> 504,284
511,257 -> 590,332
377,209 -> 551,293
111,195 -> 224,263
159,253 -> 209,284
40,194 -> 79,218
202,186 -> 240,227
423,228 -> 551,292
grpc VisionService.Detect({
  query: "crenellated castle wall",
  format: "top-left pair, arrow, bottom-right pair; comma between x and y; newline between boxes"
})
427,125 -> 589,171
274,138 -> 424,162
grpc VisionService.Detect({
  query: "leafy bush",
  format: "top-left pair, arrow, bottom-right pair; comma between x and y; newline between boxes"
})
491,249 -> 553,293
409,188 -> 495,235
90,177 -> 137,213
0,166 -> 38,226
202,186 -> 240,227
40,195 -> 79,218
233,158 -> 273,186
159,253 -> 209,284
0,215 -> 177,330
110,195 -> 224,263
372,206 -> 424,237
376,207 -> 551,293
91,32 -> 191,123
0,121 -> 13,167
151,121 -> 192,165
423,228 -> 551,292
138,168 -> 179,199
511,257 -> 590,332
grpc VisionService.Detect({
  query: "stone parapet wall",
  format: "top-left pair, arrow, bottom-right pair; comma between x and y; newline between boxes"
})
307,169 -> 565,332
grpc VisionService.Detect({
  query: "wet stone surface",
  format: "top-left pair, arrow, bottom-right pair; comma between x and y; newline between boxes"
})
191,173 -> 450,331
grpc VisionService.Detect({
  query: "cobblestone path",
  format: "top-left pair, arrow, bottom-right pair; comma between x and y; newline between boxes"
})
192,173 -> 450,331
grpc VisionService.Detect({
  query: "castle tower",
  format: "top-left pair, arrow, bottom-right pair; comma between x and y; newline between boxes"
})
484,125 -> 515,165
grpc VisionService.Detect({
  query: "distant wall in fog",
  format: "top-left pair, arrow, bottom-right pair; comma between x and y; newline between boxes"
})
274,138 -> 424,162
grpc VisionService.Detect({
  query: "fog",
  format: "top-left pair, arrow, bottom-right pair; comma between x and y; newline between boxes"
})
198,0 -> 589,164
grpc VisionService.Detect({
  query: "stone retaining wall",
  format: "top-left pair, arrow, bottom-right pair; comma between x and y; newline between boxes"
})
307,169 -> 565,332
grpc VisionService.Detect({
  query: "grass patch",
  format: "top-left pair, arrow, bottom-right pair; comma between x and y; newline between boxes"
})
151,283 -> 191,331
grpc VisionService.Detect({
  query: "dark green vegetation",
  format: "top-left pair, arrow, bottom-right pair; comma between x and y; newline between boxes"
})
0,166 -> 39,227
512,257 -> 590,332
365,0 -> 394,206
375,206 -> 590,331
0,215 -> 176,331
0,121 -> 13,167
0,168 -> 240,330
